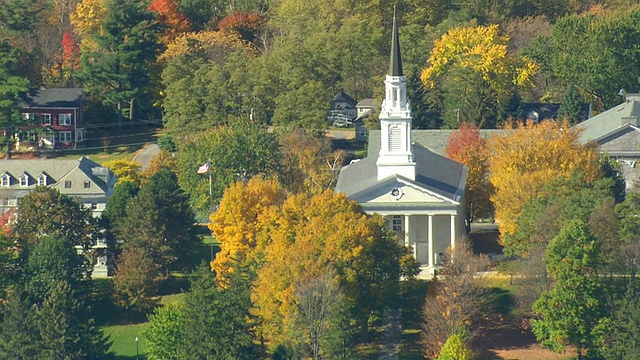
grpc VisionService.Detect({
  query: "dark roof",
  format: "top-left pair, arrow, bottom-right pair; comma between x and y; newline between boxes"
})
18,88 -> 85,108
331,91 -> 356,108
388,10 -> 403,77
519,102 -> 590,122
336,137 -> 467,202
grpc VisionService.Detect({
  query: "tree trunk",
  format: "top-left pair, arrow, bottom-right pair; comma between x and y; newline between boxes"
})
129,98 -> 134,121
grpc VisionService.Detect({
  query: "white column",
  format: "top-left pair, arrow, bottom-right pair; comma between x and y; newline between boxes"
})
451,214 -> 456,252
404,215 -> 410,247
428,214 -> 434,268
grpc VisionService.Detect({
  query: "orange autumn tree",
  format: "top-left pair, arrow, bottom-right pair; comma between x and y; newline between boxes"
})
218,10 -> 265,43
488,119 -> 601,238
148,0 -> 190,43
445,122 -> 494,230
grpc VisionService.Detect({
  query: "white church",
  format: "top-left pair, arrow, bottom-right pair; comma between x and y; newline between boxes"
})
335,13 -> 469,276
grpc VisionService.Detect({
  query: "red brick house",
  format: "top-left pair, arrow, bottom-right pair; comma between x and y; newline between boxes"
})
17,88 -> 86,149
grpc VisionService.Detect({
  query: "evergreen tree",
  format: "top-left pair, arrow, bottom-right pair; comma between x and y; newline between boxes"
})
605,290 -> 640,360
0,41 -> 30,158
118,169 -> 198,274
36,281 -> 111,359
0,288 -> 40,359
77,0 -> 163,121
179,264 -> 258,359
101,180 -> 140,242
557,84 -> 586,125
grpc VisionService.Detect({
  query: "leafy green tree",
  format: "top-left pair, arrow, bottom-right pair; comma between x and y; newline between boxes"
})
145,302 -> 184,360
102,180 -> 140,235
532,220 -> 610,359
22,234 -> 87,305
504,171 -> 614,257
437,333 -> 472,360
525,10 -> 640,108
179,264 -> 258,359
0,288 -> 40,359
175,122 -> 281,217
36,281 -> 111,359
12,186 -> 100,270
162,48 -> 255,140
77,0 -> 163,121
557,84 -> 587,125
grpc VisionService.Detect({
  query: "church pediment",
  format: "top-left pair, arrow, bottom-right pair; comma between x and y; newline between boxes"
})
351,177 -> 457,205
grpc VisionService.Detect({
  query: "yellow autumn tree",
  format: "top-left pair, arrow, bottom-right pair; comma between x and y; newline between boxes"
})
208,176 -> 286,279
421,24 -> 538,90
158,30 -> 251,63
251,190 -> 415,347
488,119 -> 601,237
103,159 -> 143,186
70,0 -> 107,49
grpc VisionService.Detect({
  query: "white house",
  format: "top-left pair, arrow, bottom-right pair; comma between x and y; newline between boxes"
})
0,156 -> 117,277
335,13 -> 468,277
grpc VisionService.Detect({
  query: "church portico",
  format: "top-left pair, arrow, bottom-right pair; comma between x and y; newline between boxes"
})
383,212 -> 457,268
334,10 -> 468,278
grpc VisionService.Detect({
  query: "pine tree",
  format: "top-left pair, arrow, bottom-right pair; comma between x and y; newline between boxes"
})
0,289 -> 41,359
557,84 -> 586,125
77,0 -> 163,121
36,281 -> 111,359
179,264 -> 258,359
118,169 -> 198,274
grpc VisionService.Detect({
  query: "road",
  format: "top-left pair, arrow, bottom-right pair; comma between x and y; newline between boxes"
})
132,143 -> 160,170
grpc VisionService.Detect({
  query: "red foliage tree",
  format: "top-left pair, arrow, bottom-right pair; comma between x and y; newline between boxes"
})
0,208 -> 16,235
445,122 -> 494,229
61,32 -> 79,69
217,11 -> 265,43
148,0 -> 190,42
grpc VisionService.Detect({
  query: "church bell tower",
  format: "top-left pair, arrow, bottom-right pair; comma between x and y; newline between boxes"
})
377,9 -> 415,181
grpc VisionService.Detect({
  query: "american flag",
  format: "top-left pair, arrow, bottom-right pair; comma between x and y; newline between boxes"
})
197,162 -> 211,174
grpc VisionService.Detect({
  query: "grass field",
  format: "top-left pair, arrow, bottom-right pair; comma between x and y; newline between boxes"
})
103,323 -> 148,359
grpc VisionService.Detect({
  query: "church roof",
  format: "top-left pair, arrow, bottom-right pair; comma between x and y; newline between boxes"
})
335,137 -> 467,202
388,10 -> 403,77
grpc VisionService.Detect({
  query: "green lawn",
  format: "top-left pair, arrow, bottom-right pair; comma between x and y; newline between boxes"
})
103,323 -> 148,359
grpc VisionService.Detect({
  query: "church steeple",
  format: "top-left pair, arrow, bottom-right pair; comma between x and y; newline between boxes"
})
389,8 -> 403,77
377,9 -> 415,181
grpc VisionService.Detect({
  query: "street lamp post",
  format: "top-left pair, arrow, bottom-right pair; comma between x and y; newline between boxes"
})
135,337 -> 139,359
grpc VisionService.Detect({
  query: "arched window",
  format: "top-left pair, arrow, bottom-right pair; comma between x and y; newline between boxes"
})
392,215 -> 403,232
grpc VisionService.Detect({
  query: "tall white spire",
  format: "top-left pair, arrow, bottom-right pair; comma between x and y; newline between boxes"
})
377,9 -> 415,181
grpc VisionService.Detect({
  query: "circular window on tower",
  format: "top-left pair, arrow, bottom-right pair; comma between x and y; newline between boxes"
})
390,188 -> 403,200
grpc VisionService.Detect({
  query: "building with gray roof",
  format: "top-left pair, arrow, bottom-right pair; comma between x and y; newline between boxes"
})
0,157 -> 117,277
335,12 -> 468,277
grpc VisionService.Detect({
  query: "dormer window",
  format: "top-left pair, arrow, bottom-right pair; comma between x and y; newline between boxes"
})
37,173 -> 47,186
19,173 -> 29,187
1,173 -> 10,187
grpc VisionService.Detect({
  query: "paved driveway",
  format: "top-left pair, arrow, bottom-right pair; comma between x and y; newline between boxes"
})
132,143 -> 160,170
